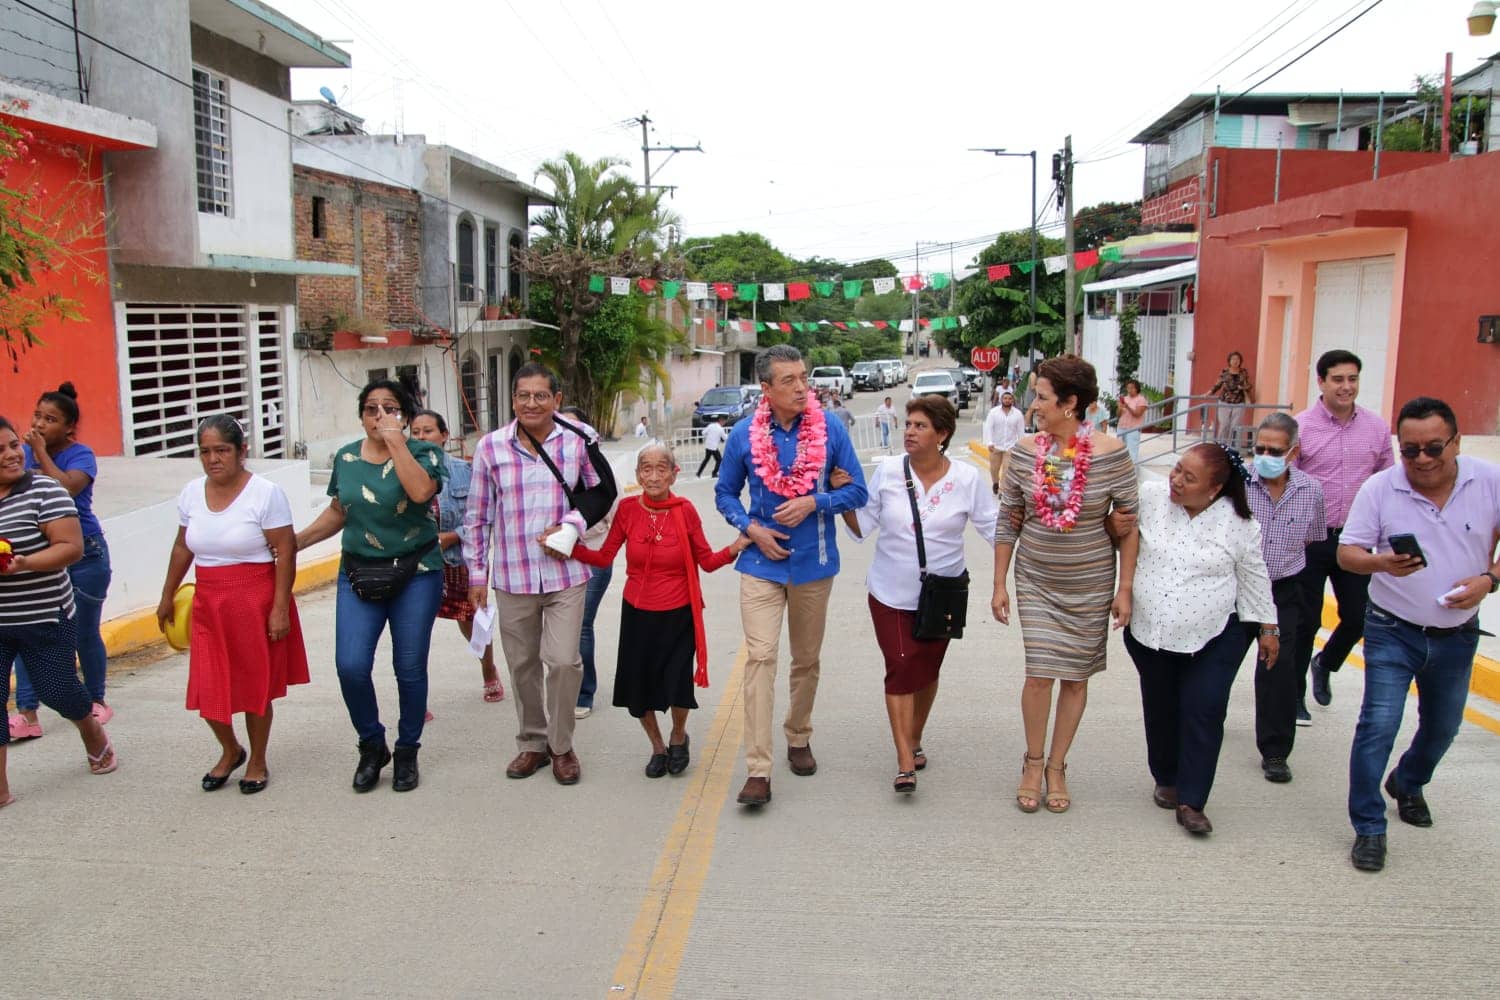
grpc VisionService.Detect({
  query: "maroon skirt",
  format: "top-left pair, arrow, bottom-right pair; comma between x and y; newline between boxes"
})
187,562 -> 309,724
437,563 -> 476,621
868,593 -> 952,695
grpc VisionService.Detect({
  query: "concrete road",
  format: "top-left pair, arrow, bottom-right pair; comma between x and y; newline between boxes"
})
5,420 -> 1498,999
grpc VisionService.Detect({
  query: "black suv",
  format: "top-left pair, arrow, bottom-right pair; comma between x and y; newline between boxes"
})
692,385 -> 761,428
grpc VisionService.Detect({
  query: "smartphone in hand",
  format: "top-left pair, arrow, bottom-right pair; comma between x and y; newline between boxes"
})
1388,533 -> 1427,567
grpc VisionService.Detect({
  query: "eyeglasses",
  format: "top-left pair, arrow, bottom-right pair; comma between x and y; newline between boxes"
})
1398,435 -> 1456,460
362,404 -> 401,417
1252,445 -> 1287,457
513,391 -> 556,404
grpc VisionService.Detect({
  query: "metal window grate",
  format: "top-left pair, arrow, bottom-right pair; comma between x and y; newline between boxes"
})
123,304 -> 286,458
192,68 -> 232,216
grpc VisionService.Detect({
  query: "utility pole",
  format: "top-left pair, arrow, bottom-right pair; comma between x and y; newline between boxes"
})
1061,134 -> 1076,356
633,111 -> 703,197
912,242 -> 920,356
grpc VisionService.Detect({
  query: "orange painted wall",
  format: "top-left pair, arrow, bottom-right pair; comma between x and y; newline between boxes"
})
0,124 -> 121,453
1200,153 -> 1500,435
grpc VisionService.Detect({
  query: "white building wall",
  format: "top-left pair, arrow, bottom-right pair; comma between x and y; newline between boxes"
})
196,77 -> 294,259
295,344 -> 458,468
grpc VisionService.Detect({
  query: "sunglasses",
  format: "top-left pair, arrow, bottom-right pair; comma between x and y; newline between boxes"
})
362,404 -> 402,417
1252,445 -> 1287,457
1398,435 -> 1456,460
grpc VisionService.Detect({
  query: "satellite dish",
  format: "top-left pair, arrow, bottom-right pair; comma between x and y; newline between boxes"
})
319,86 -> 338,105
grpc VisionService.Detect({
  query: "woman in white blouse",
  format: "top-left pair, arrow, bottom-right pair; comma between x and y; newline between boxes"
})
156,416 -> 309,794
837,396 -> 998,793
1125,442 -> 1277,835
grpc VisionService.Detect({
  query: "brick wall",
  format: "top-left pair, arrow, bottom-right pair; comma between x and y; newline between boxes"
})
293,165 -> 422,332
1141,176 -> 1200,227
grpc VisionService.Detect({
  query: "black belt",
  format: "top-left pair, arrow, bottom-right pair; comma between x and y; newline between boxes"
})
1369,603 -> 1478,638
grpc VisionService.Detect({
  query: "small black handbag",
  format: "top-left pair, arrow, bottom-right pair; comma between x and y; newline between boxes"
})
904,456 -> 970,641
343,540 -> 435,602
522,415 -> 619,528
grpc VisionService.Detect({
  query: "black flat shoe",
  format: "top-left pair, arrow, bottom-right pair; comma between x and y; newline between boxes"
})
392,747 -> 419,792
1262,757 -> 1293,783
239,773 -> 269,795
645,752 -> 669,778
353,737 -> 391,793
201,747 -> 247,791
1385,772 -> 1432,827
1351,833 -> 1387,872
667,735 -> 690,776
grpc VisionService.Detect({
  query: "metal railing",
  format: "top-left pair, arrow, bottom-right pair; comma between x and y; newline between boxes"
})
1135,395 -> 1291,464
668,412 -> 892,460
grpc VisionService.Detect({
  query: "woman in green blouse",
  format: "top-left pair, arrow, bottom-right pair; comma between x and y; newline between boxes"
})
296,380 -> 447,794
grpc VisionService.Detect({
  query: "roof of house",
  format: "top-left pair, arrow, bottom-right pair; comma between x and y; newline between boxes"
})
189,0 -> 351,69
1082,259 -> 1197,294
1131,91 -> 1415,145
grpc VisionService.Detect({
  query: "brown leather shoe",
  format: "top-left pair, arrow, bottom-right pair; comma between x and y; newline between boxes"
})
505,750 -> 550,779
1176,804 -> 1213,834
550,748 -> 581,785
736,776 -> 771,805
787,745 -> 817,776
1153,785 -> 1178,810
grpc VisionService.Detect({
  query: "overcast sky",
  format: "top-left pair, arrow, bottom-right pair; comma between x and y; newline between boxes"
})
275,0 -> 1495,268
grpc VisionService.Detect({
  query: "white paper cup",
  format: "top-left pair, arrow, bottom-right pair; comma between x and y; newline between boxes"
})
545,521 -> 580,556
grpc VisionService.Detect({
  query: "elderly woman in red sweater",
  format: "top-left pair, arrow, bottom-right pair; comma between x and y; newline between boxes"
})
553,443 -> 749,778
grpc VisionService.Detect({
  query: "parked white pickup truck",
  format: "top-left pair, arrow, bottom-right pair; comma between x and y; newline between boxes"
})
810,365 -> 854,397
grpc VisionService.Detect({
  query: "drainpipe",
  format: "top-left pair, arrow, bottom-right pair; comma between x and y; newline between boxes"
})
1274,134 -> 1282,203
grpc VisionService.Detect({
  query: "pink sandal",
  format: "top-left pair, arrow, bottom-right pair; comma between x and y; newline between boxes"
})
87,741 -> 118,775
483,678 -> 506,703
8,714 -> 42,741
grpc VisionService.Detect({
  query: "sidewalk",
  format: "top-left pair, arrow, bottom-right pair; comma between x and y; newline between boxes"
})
6,420 -> 1497,998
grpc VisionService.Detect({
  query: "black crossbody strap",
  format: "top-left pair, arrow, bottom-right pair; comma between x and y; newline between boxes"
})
903,456 -> 927,576
519,423 -> 576,506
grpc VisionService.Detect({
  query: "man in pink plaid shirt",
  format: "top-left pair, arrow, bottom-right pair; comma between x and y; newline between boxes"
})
464,363 -> 600,786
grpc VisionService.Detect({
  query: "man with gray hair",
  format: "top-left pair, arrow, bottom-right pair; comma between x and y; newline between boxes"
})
715,344 -> 867,806
1243,411 -> 1326,783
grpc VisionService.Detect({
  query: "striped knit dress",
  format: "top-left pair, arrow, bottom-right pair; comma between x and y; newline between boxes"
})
996,436 -> 1138,680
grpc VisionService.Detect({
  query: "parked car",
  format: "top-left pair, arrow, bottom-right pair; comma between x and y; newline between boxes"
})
850,361 -> 882,391
935,368 -> 971,409
956,366 -> 984,393
894,359 -> 909,384
874,359 -> 901,388
910,370 -> 960,408
809,365 -> 854,398
692,385 -> 761,428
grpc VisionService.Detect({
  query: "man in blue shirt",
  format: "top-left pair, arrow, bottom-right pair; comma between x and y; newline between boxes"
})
716,345 -> 867,806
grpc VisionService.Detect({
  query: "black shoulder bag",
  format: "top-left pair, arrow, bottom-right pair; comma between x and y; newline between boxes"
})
521,416 -> 619,528
904,456 -> 970,640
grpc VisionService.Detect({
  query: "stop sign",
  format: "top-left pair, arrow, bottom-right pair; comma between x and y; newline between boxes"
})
970,346 -> 1001,371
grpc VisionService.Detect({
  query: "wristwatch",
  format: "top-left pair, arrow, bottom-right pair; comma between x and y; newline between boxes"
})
1259,625 -> 1280,637
1485,571 -> 1500,594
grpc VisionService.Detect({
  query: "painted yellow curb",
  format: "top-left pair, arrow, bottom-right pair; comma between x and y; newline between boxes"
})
98,553 -> 343,658
1319,597 -> 1500,705
968,440 -> 990,460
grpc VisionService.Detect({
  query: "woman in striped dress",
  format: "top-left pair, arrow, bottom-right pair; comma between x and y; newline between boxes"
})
993,356 -> 1139,814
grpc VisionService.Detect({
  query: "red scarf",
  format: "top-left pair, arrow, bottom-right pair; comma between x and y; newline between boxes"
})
641,493 -> 710,687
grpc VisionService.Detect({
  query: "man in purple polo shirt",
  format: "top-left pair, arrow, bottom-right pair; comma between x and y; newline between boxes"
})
1337,397 -> 1500,873
1294,349 -> 1394,719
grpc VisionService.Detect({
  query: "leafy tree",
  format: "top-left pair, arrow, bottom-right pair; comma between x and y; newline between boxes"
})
521,151 -> 676,417
1115,303 -> 1141,393
949,230 -> 1065,357
1381,74 -> 1489,153
1073,200 -> 1142,249
1,104 -> 104,369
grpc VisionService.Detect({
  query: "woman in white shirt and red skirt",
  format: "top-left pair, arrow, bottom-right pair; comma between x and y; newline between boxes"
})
1125,443 -> 1278,835
157,416 -> 309,794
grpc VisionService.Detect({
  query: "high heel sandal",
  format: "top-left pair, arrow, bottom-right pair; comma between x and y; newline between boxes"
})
893,770 -> 917,794
1016,752 -> 1044,813
1045,759 -> 1071,813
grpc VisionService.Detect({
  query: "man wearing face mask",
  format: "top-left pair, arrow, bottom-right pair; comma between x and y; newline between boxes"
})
1243,413 -> 1326,784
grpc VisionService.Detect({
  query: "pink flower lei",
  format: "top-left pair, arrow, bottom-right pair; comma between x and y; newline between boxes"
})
749,393 -> 828,499
1031,423 -> 1094,532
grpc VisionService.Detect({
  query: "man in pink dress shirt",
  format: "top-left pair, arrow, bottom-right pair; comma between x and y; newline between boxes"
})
1337,396 -> 1500,872
1293,350 -> 1394,718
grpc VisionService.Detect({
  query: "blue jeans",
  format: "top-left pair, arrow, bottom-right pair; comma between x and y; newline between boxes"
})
1120,428 -> 1140,463
12,533 -> 112,710
879,423 -> 891,449
1348,605 -> 1478,836
577,564 -> 614,708
334,569 -> 443,749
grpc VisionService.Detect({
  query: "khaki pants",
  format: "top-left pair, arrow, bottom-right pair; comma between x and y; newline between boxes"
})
740,574 -> 834,778
988,447 -> 1010,488
494,583 -> 587,755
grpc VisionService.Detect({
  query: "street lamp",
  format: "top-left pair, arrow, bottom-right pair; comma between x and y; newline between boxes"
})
970,147 -> 1039,373
1470,1 -> 1496,35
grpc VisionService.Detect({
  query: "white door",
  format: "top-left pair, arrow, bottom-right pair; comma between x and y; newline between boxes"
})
1309,257 -> 1394,419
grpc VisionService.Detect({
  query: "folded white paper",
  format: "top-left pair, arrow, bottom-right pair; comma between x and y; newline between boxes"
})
469,603 -> 495,657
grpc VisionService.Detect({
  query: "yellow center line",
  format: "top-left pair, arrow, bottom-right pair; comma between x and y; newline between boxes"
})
610,643 -> 747,998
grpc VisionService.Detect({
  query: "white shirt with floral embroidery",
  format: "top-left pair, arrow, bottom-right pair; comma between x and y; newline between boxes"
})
844,455 -> 998,610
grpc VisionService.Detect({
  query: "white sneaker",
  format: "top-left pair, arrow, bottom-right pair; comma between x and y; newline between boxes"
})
574,706 -> 592,719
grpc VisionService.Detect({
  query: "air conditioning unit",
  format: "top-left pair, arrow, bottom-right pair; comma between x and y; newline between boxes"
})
292,330 -> 334,351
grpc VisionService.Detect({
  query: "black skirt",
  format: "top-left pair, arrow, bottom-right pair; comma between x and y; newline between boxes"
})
612,600 -> 699,718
